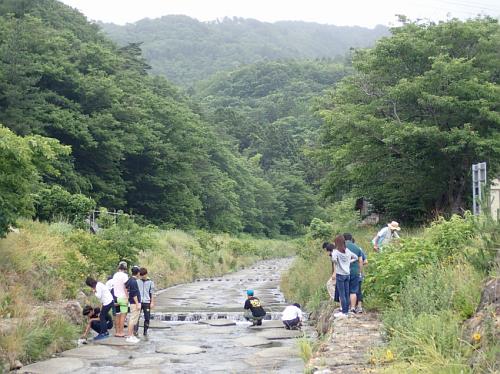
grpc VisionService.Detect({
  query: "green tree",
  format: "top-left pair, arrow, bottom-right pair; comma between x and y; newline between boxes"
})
319,18 -> 500,222
0,125 -> 70,236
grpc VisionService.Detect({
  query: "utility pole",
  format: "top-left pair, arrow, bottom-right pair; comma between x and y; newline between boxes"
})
472,162 -> 487,215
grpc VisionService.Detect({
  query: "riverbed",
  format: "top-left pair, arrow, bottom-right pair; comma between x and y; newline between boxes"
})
19,258 -> 309,373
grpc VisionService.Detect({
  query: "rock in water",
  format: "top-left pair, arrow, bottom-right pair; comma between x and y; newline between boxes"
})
255,346 -> 298,358
155,345 -> 206,355
198,319 -> 236,326
256,329 -> 303,339
17,358 -> 86,373
234,336 -> 272,347
61,345 -> 119,359
248,320 -> 284,329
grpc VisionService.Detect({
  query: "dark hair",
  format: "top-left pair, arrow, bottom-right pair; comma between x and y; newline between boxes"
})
322,242 -> 329,249
82,305 -> 93,316
334,235 -> 346,253
139,267 -> 148,276
293,303 -> 301,309
325,243 -> 335,252
118,261 -> 128,271
131,266 -> 140,276
343,233 -> 353,241
85,277 -> 97,288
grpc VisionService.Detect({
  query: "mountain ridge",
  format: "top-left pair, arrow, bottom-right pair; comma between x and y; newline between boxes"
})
100,15 -> 389,86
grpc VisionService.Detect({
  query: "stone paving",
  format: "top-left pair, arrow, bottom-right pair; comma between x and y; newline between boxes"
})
309,312 -> 384,373
18,258 -> 309,374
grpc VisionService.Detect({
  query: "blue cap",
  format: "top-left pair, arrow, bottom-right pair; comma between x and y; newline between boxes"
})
246,289 -> 254,296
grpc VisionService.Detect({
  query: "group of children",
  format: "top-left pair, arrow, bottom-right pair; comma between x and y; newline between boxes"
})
324,233 -> 368,318
243,289 -> 304,330
82,261 -> 155,344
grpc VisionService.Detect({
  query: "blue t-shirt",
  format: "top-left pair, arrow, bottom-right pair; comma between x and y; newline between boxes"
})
126,277 -> 141,304
346,241 -> 363,276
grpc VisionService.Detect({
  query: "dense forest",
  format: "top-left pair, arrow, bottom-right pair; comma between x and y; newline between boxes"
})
101,16 -> 388,87
0,0 -> 499,238
317,17 -> 500,222
0,0 -> 323,236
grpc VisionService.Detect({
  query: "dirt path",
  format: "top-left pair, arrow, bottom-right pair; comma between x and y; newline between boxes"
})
309,311 -> 384,373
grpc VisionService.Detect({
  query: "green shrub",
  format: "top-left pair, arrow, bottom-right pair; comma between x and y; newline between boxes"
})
365,214 -> 479,304
35,185 -> 95,223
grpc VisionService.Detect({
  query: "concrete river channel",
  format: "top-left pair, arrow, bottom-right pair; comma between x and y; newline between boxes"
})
19,258 -> 311,373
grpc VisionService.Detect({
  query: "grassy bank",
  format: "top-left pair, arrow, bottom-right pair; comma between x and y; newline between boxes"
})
0,219 -> 295,369
281,213 -> 499,373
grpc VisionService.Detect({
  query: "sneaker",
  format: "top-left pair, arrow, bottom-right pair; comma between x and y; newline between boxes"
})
350,309 -> 357,314
333,312 -> 348,319
94,333 -> 109,341
126,336 -> 140,344
104,332 -> 109,336
355,306 -> 364,314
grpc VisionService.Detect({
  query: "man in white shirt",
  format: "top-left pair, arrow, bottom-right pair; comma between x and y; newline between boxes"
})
85,277 -> 114,340
372,221 -> 401,252
112,261 -> 129,337
281,303 -> 303,330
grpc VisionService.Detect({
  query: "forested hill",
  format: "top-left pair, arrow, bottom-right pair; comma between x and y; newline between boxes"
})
0,0 -> 321,236
101,16 -> 388,86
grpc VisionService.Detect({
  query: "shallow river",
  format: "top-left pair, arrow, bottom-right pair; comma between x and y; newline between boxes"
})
19,258 -> 309,374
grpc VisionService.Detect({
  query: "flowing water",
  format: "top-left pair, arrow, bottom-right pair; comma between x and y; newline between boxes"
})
19,258 -> 310,374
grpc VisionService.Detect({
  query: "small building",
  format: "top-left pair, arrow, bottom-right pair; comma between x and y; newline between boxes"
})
491,178 -> 500,221
355,197 -> 380,225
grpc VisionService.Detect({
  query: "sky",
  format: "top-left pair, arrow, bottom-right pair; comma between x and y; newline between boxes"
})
59,0 -> 500,28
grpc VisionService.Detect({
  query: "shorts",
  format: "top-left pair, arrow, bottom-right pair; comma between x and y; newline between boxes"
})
129,305 -> 141,325
117,297 -> 128,314
349,274 -> 360,295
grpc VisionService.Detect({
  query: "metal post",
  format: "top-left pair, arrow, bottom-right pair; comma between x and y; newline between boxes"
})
472,162 -> 487,215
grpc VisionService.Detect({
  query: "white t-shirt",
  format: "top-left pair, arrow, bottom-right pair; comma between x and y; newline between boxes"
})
281,305 -> 303,321
95,282 -> 114,306
112,271 -> 129,298
105,278 -> 114,291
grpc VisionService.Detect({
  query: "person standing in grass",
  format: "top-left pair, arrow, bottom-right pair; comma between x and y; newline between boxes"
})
343,233 -> 365,313
112,261 -> 129,337
134,267 -> 155,337
331,235 -> 358,319
125,266 -> 141,343
84,277 -> 114,340
372,221 -> 401,252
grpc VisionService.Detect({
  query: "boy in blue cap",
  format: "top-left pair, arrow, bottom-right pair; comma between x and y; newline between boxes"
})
243,290 -> 266,326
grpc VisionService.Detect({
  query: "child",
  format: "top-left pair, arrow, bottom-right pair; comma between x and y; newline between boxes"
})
85,277 -> 114,339
81,305 -> 112,339
281,303 -> 303,330
112,261 -> 129,337
134,267 -> 155,336
125,266 -> 141,343
243,290 -> 266,326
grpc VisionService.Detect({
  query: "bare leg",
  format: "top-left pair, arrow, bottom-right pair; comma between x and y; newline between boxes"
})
349,293 -> 357,311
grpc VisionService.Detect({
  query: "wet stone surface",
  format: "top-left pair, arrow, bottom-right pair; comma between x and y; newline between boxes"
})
20,258 -> 309,373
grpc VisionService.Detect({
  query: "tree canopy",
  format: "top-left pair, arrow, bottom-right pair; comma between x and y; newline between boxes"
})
101,15 -> 388,87
318,18 -> 500,223
0,0 -> 314,235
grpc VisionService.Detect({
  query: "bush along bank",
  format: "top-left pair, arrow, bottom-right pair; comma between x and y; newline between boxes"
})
281,213 -> 499,373
0,218 -> 296,370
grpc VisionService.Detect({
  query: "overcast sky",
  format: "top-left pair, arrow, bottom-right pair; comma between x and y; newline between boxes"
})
59,0 -> 500,28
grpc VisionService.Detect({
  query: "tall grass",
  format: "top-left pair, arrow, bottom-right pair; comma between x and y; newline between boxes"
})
0,219 -> 296,368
